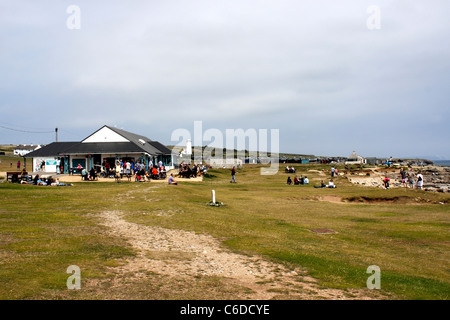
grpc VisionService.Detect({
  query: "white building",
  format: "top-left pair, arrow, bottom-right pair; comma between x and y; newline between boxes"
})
345,151 -> 367,165
14,144 -> 41,156
209,158 -> 243,168
26,125 -> 173,173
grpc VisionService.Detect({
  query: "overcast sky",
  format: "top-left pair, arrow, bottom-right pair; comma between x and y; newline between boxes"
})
1,1 -> 449,159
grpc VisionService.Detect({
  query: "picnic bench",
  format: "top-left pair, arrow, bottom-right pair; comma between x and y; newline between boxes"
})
6,171 -> 28,183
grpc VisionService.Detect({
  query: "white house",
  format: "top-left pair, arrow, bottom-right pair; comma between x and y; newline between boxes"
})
209,158 -> 243,168
345,151 -> 367,165
14,144 -> 41,156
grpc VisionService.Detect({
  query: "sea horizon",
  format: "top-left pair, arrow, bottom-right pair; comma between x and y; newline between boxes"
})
433,160 -> 450,167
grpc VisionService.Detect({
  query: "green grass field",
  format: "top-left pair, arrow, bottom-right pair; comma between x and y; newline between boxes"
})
0,155 -> 32,173
0,163 -> 449,300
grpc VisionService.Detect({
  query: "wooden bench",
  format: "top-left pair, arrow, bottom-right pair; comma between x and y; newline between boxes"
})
6,171 -> 28,183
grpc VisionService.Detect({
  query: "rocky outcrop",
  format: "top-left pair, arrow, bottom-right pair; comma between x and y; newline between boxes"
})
347,166 -> 450,193
420,166 -> 450,193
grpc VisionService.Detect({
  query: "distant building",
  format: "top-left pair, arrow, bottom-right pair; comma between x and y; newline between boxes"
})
14,144 -> 41,156
345,151 -> 367,165
366,157 -> 382,165
209,158 -> 243,168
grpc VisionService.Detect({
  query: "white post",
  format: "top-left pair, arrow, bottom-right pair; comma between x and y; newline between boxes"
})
212,190 -> 215,203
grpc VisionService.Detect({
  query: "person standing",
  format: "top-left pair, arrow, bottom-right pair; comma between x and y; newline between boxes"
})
399,168 -> 407,187
408,172 -> 415,189
126,160 -> 131,180
230,166 -> 236,183
17,160 -> 21,170
56,159 -> 61,174
115,160 -> 121,183
125,160 -> 131,177
416,172 -> 424,190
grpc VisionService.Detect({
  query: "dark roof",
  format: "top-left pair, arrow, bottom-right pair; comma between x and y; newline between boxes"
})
65,142 -> 146,154
106,126 -> 154,143
148,141 -> 172,155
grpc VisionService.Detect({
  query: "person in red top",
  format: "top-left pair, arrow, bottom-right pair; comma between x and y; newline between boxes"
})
383,176 -> 390,189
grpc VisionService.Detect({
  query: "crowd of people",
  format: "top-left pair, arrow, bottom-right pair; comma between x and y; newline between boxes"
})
19,173 -> 71,186
72,159 -> 210,184
398,168 -> 424,190
178,162 -> 208,179
9,159 -> 430,191
381,168 -> 425,190
73,159 -> 169,183
286,175 -> 309,185
109,159 -> 168,183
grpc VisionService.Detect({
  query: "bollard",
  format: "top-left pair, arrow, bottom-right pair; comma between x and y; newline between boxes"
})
212,190 -> 215,203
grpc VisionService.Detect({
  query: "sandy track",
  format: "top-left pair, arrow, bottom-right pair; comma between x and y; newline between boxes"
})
95,211 -> 383,300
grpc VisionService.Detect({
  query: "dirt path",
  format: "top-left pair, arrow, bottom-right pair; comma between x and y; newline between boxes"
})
95,211 -> 384,300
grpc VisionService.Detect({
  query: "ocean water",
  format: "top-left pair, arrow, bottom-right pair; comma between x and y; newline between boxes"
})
433,160 -> 450,167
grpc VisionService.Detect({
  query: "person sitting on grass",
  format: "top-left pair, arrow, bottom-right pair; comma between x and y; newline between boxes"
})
314,180 -> 327,188
328,179 -> 336,188
286,176 -> 292,185
51,178 -> 62,186
168,173 -> 177,185
37,177 -> 47,186
304,176 -> 309,184
293,176 -> 299,185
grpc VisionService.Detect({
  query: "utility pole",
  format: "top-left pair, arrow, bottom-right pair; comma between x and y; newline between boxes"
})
55,127 -> 58,142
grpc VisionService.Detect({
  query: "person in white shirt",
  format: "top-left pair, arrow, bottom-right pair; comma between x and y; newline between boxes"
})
416,172 -> 424,190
